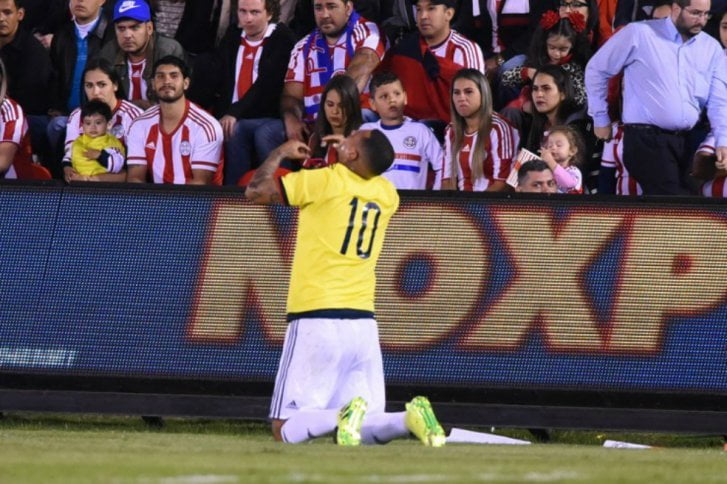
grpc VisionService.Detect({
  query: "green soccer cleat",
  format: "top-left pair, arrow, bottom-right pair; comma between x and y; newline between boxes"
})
336,396 -> 368,446
405,396 -> 446,447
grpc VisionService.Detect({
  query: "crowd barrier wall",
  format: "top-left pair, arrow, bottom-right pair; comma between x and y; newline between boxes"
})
2,181 -> 727,431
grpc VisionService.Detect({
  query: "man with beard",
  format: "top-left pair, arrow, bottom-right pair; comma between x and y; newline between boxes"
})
99,0 -> 185,110
254,0 -> 385,161
586,0 -> 727,195
126,56 -> 223,185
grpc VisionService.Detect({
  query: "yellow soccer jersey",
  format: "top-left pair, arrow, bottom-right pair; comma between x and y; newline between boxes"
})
280,163 -> 400,318
71,133 -> 125,176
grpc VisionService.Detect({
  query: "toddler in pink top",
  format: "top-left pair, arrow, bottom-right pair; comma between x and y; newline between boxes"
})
540,125 -> 585,194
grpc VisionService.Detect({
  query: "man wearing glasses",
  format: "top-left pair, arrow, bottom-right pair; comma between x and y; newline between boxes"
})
585,0 -> 727,195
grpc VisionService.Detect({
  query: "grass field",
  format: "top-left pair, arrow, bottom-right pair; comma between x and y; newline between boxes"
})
2,414 -> 727,483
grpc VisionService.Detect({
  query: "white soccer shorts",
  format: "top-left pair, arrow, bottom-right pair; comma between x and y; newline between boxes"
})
269,318 -> 386,420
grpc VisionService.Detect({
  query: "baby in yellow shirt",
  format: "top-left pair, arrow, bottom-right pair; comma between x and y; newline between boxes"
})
69,100 -> 125,177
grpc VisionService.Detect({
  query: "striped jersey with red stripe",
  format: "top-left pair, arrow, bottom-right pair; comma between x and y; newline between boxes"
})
126,100 -> 223,184
486,0 -> 531,54
600,123 -> 642,195
0,97 -> 31,179
128,59 -> 147,101
703,176 -> 727,197
696,133 -> 727,197
232,23 -> 277,103
64,100 -> 143,166
487,0 -> 504,53
429,30 -> 486,73
285,16 -> 385,122
443,113 -> 520,191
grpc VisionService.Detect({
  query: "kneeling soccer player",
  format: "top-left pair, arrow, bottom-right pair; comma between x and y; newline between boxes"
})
245,129 -> 446,446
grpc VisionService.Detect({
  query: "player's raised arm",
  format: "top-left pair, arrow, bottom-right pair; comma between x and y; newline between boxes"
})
245,140 -> 310,205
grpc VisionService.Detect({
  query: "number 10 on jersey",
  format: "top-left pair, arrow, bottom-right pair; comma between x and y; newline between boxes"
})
340,197 -> 381,259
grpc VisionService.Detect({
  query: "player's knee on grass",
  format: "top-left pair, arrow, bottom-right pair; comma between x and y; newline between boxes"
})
271,419 -> 285,442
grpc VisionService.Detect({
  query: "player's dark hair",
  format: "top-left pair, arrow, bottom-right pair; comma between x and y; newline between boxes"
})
81,100 -> 113,122
361,129 -> 395,176
153,55 -> 190,79
83,57 -> 126,101
674,0 -> 691,7
369,71 -> 404,97
10,0 -> 22,9
517,159 -> 551,185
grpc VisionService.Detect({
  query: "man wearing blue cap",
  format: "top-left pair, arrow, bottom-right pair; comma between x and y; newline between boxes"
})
99,0 -> 185,110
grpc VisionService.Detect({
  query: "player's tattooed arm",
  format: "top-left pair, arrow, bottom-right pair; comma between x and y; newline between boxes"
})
245,140 -> 311,205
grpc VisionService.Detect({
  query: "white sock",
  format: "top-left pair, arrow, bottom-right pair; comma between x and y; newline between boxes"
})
280,409 -> 339,444
360,411 -> 409,445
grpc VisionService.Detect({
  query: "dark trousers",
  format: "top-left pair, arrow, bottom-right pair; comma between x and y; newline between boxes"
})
622,124 -> 692,195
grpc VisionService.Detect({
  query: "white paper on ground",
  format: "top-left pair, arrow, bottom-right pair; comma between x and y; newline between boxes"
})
603,439 -> 652,449
446,427 -> 532,445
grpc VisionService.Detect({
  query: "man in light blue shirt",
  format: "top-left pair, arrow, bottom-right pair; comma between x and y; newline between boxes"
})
585,0 -> 727,194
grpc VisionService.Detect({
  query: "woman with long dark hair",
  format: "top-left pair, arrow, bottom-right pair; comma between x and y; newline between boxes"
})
525,65 -> 581,151
62,58 -> 143,182
525,64 -> 598,190
305,75 -> 363,168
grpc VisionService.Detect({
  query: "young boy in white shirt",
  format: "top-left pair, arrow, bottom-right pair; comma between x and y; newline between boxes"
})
361,72 -> 444,190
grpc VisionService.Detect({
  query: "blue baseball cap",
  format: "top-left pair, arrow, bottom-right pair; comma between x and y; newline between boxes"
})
113,0 -> 152,23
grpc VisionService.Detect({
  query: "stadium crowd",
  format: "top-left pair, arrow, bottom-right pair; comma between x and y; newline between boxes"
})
0,0 -> 726,196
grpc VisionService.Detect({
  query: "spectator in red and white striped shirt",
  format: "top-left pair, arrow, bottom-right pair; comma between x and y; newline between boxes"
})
381,0 -> 485,125
253,0 -> 385,165
600,122 -> 642,195
441,68 -> 519,192
126,56 -> 223,185
0,57 -> 45,180
213,0 -> 296,185
413,0 -> 484,72
693,131 -> 727,197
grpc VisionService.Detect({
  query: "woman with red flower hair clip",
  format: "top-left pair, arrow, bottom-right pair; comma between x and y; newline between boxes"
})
501,11 -> 591,109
